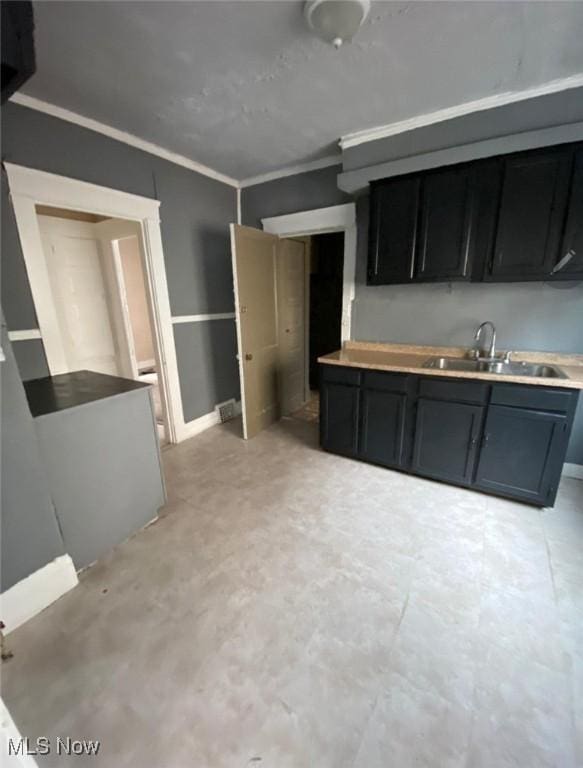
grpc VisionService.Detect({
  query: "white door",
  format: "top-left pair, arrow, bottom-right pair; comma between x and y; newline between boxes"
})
38,216 -> 121,376
94,218 -> 144,379
230,224 -> 307,439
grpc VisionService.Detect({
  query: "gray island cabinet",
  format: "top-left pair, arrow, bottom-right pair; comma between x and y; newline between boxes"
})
24,370 -> 166,571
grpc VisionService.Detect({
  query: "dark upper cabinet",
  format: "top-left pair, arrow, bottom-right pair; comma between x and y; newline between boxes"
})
474,405 -> 567,505
366,142 -> 582,285
411,398 -> 483,485
368,177 -> 420,284
487,149 -> 572,280
359,372 -> 411,468
551,149 -> 583,280
1,2 -> 36,105
415,166 -> 474,281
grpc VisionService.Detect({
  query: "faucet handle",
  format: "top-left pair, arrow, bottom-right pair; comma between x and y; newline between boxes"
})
502,350 -> 512,364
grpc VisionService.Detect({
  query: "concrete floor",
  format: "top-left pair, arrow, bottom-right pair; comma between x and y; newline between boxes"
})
3,417 -> 583,767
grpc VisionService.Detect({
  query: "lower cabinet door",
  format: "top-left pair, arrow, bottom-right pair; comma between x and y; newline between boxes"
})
359,388 -> 407,468
412,398 -> 483,485
320,382 -> 359,457
474,405 -> 566,505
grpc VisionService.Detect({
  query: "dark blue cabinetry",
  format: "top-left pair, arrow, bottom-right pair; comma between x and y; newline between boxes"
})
320,365 -> 579,507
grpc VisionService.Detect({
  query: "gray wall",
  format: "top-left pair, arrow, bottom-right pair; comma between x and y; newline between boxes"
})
173,320 -> 240,422
241,164 -> 349,228
12,338 -> 49,381
1,321 -> 66,591
343,87 -> 583,172
339,88 -> 583,193
1,102 -> 239,418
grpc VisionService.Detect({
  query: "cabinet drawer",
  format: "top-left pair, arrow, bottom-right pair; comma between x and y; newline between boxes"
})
362,370 -> 409,393
491,384 -> 573,414
321,365 -> 361,387
419,377 -> 489,404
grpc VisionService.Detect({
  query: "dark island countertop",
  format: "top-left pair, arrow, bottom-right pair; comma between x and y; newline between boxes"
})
24,370 -> 151,418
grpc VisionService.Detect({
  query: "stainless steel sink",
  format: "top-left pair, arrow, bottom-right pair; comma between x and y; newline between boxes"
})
423,356 -> 567,379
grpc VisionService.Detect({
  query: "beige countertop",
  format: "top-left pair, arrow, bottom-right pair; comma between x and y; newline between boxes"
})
318,341 -> 583,390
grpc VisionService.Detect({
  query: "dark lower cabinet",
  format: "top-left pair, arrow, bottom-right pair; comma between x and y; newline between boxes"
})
411,399 -> 483,485
360,388 -> 407,468
474,406 -> 567,505
319,364 -> 578,507
320,381 -> 359,457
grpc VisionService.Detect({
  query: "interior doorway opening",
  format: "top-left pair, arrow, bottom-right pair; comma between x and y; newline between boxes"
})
289,231 -> 345,424
231,218 -> 350,438
34,204 -> 167,443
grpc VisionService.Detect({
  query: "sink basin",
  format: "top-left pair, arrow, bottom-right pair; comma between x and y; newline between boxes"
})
423,357 -> 567,379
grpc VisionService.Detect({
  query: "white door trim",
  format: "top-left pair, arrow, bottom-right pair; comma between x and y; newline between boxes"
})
262,203 -> 357,342
229,224 -> 248,439
171,312 -> 236,324
7,329 -> 42,342
4,162 -> 185,443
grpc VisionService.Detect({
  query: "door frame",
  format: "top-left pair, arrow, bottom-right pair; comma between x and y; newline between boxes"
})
5,162 -> 183,443
262,203 -> 357,401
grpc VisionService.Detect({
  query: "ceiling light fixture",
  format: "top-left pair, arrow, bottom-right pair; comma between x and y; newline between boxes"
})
304,0 -> 370,49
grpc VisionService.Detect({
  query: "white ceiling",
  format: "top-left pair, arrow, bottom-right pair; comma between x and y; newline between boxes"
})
22,1 -> 583,181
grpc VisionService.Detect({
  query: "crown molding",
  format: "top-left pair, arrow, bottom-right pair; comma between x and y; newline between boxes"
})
340,73 -> 583,150
9,93 -> 239,188
239,154 -> 342,188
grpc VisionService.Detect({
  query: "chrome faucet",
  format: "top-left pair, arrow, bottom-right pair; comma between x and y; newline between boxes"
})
474,321 -> 497,361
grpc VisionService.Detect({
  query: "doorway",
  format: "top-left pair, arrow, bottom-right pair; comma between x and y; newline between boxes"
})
306,231 -> 344,415
231,207 -> 353,439
34,205 -> 167,442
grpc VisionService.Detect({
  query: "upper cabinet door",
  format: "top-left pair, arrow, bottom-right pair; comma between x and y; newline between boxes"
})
488,149 -> 572,280
416,167 -> 474,281
367,177 -> 420,285
551,149 -> 583,280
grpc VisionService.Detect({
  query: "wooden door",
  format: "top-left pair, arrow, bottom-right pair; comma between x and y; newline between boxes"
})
416,166 -> 474,280
474,406 -> 567,505
278,238 -> 306,415
412,398 -> 483,485
489,150 -> 572,280
38,216 -> 121,376
367,177 -> 420,284
231,225 -> 280,439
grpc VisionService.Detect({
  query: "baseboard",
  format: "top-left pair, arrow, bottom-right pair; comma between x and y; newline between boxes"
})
1,555 -> 78,634
562,463 -> 583,480
178,400 -> 242,442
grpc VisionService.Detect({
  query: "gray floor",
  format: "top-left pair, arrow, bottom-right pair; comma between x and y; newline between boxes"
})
3,417 -> 583,767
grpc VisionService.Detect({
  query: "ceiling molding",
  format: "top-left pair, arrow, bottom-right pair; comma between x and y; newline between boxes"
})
9,93 -> 239,188
239,154 -> 342,189
337,121 -> 583,194
340,73 -> 583,150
